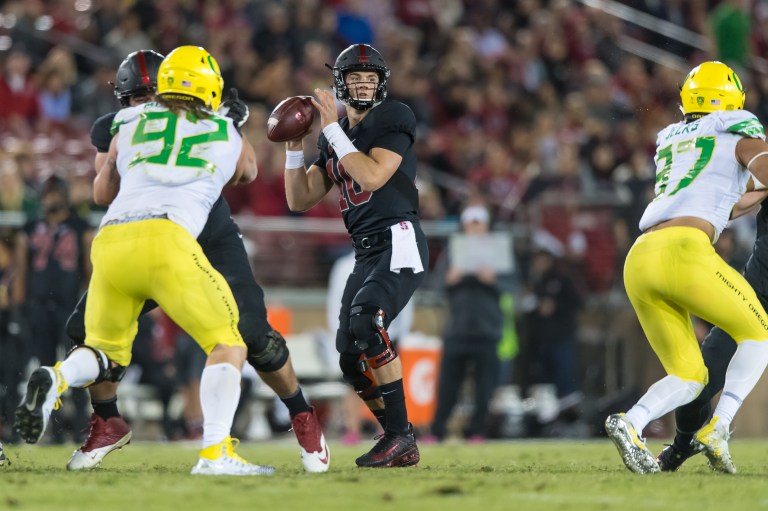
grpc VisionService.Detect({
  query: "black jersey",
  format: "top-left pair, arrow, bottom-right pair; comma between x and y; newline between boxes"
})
91,111 -> 117,153
744,198 -> 768,300
24,213 -> 90,307
757,198 -> 768,239
313,101 -> 419,237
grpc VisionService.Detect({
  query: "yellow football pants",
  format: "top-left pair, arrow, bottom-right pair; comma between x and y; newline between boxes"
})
624,226 -> 768,383
84,219 -> 243,366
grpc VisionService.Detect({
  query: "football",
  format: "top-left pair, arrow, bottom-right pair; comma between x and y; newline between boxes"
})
267,96 -> 315,142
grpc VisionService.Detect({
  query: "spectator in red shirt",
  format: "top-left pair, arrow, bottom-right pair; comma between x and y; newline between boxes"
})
0,47 -> 40,138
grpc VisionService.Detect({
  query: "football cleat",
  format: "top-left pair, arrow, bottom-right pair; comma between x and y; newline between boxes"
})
15,365 -> 69,444
605,414 -> 660,474
191,437 -> 275,476
67,414 -> 132,470
291,407 -> 330,473
656,443 -> 699,472
0,442 -> 6,467
355,423 -> 419,468
694,416 -> 736,474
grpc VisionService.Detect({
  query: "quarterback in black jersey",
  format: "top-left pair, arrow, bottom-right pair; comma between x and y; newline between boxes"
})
62,50 -> 329,473
657,190 -> 768,471
281,44 -> 427,468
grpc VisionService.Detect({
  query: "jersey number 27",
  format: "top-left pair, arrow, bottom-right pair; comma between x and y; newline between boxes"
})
654,136 -> 715,199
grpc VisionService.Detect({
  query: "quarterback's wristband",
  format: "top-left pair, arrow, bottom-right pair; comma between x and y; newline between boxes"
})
285,150 -> 305,169
322,122 -> 359,161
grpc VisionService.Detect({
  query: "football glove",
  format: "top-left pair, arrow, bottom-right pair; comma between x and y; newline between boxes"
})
220,88 -> 249,132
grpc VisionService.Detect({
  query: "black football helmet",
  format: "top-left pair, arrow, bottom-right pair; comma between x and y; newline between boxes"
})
331,44 -> 390,111
112,50 -> 165,107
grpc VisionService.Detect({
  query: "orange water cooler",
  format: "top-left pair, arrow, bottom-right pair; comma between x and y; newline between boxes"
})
398,335 -> 442,428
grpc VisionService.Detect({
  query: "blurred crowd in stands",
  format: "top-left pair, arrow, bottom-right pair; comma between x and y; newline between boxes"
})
0,0 -> 766,442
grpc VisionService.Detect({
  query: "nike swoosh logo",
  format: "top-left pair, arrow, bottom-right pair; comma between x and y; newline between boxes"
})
25,388 -> 39,411
318,444 -> 329,464
374,444 -> 399,461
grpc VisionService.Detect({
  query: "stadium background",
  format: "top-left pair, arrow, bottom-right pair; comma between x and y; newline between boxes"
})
2,0 -> 768,443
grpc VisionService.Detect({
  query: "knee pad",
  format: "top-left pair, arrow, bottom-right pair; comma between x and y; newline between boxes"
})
349,305 -> 397,369
339,352 -> 381,400
247,329 -> 290,372
66,345 -> 127,385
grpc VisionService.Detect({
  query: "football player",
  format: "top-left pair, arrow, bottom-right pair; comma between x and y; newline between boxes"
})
656,191 -> 768,472
278,44 -> 426,467
37,49 -> 328,473
605,61 -> 768,474
16,45 -> 272,475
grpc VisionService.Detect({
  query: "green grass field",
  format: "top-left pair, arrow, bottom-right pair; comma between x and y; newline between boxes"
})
2,438 -> 767,511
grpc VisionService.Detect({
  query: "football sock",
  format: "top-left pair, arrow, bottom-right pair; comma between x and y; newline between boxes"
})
370,407 -> 386,430
200,363 -> 241,449
280,387 -> 312,418
379,379 -> 409,435
625,375 -> 704,434
58,347 -> 104,388
92,397 -> 120,420
673,400 -> 711,451
712,340 -> 768,427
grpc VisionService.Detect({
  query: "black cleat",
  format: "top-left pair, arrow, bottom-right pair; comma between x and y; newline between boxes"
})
355,424 -> 419,468
656,443 -> 698,472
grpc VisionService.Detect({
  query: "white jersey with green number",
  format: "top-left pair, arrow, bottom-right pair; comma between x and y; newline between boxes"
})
100,102 -> 242,237
639,110 -> 765,241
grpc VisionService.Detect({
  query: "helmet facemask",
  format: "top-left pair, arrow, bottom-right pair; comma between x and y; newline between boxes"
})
331,44 -> 390,111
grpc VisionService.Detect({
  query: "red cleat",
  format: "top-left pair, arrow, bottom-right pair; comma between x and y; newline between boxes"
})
291,407 -> 330,473
67,414 -> 132,471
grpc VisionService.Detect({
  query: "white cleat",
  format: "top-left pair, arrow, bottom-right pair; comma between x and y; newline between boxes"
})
15,365 -> 68,444
0,442 -> 7,467
605,413 -> 660,474
694,416 -> 736,474
291,407 -> 330,473
191,437 -> 275,476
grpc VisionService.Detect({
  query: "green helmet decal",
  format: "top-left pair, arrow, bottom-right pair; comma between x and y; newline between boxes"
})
732,72 -> 743,92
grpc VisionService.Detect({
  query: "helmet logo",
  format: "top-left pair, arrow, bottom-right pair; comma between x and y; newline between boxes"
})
182,80 -> 192,88
697,97 -> 704,107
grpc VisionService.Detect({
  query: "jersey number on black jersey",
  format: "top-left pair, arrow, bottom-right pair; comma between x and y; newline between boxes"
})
325,153 -> 372,211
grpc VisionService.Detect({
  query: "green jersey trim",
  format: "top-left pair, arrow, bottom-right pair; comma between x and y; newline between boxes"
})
727,118 -> 765,139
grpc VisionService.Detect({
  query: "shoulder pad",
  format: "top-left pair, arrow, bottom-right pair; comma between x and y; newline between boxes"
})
91,111 -> 118,152
111,104 -> 146,136
720,110 -> 765,140
376,101 -> 416,135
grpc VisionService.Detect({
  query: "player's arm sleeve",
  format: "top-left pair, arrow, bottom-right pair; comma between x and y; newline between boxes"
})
722,111 -> 766,141
371,102 -> 416,156
90,112 -> 117,152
